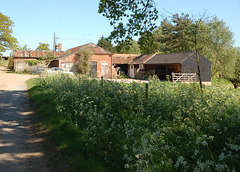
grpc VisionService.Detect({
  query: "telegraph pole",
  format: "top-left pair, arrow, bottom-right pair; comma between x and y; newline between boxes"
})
53,32 -> 60,55
53,32 -> 56,52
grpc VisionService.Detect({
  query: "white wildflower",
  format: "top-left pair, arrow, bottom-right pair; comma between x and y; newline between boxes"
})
202,141 -> 208,146
174,156 -> 187,169
219,153 -> 225,161
124,164 -> 130,168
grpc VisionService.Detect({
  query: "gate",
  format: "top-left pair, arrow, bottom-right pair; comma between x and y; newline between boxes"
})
172,73 -> 196,83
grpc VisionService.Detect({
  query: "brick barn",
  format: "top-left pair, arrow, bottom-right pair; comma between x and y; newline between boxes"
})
56,43 -> 116,77
13,49 -> 64,72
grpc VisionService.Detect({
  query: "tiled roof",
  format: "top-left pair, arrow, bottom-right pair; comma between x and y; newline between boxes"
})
13,50 -> 64,58
66,43 -> 112,55
129,54 -> 154,64
113,54 -> 140,64
144,52 -> 193,64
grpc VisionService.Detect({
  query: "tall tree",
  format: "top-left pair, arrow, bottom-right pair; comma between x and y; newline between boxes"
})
116,40 -> 141,54
0,12 -> 18,52
139,28 -> 164,54
221,47 -> 240,88
97,36 -> 116,53
159,13 -> 195,53
201,17 -> 235,76
98,0 -> 158,43
36,42 -> 50,51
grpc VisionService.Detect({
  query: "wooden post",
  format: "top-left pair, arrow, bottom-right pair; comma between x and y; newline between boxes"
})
146,83 -> 149,100
111,54 -> 113,79
101,76 -> 103,88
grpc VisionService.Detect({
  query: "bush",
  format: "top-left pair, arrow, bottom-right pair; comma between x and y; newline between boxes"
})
8,57 -> 13,70
135,70 -> 151,80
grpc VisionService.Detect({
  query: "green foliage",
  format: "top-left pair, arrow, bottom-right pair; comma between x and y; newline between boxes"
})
117,71 -> 130,79
76,47 -> 92,74
97,36 -> 116,53
0,59 -> 8,66
222,49 -> 240,88
25,59 -> 42,66
0,12 -> 18,52
8,57 -> 13,69
115,39 -> 141,54
201,17 -> 235,76
97,36 -> 141,54
39,52 -> 55,61
17,44 -> 31,51
160,13 -> 195,53
98,0 -> 158,43
28,75 -> 240,171
36,42 -> 50,51
139,30 -> 163,54
25,53 -> 55,67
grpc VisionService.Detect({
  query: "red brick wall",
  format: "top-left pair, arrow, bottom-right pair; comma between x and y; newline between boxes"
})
59,54 -> 114,77
13,58 -> 37,72
91,54 -> 112,77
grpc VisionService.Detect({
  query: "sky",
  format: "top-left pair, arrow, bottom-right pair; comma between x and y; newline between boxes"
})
1,0 -> 240,56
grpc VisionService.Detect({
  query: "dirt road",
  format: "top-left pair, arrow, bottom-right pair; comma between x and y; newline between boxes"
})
0,66 -> 50,172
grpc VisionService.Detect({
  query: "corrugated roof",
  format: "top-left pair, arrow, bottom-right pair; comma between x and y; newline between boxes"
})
113,54 -> 140,64
129,54 -> 154,64
13,50 -> 64,58
66,43 -> 112,55
144,52 -> 193,64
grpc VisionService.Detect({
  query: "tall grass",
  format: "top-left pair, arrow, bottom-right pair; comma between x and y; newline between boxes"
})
28,74 -> 240,171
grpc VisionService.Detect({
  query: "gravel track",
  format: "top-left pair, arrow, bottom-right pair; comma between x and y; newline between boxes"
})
0,66 -> 50,172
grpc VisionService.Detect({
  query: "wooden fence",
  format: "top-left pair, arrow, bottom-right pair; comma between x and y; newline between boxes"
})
172,73 -> 196,83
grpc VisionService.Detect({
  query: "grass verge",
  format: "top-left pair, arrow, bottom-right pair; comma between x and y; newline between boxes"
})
27,78 -> 105,171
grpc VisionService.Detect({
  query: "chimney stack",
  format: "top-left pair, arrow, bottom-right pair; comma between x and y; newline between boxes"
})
58,43 -> 62,52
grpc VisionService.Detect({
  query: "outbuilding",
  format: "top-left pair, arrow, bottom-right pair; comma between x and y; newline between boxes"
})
57,43 -> 116,77
128,52 -> 212,84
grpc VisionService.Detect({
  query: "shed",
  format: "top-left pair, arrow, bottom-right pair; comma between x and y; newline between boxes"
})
129,52 -> 212,83
112,54 -> 140,75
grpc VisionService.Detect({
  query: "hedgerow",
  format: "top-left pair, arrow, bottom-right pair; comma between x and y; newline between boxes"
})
29,74 -> 240,171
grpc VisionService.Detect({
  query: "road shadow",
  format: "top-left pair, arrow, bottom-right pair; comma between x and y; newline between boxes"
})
0,90 -> 50,172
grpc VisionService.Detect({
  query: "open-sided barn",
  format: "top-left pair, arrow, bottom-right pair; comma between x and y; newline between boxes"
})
127,52 -> 211,84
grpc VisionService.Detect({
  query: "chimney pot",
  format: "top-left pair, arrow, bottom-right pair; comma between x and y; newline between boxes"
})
58,43 -> 62,52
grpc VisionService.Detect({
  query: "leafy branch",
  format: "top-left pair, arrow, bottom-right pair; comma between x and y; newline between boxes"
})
98,0 -> 158,43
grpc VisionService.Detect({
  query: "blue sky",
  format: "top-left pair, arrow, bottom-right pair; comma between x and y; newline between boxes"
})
1,0 -> 240,55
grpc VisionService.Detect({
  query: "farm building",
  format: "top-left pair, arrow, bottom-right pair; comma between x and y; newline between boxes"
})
13,49 -> 64,72
55,43 -> 117,77
112,53 -> 140,75
128,52 -> 212,84
13,43 -> 117,77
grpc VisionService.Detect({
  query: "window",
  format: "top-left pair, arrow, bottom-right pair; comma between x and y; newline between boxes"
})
101,62 -> 109,77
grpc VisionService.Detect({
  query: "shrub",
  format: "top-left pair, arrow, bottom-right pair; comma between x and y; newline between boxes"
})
8,57 -> 13,69
76,47 -> 92,74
